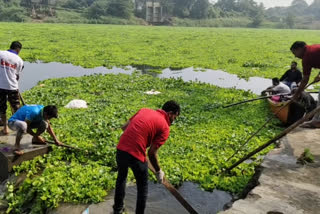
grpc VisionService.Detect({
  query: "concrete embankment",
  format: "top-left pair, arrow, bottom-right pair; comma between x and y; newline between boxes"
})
221,127 -> 320,214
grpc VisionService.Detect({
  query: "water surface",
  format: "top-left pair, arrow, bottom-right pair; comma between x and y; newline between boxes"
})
20,62 -> 271,95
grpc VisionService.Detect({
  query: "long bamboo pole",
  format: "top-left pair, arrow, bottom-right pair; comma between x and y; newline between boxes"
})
147,160 -> 198,214
225,80 -> 318,162
226,104 -> 320,172
223,93 -> 289,108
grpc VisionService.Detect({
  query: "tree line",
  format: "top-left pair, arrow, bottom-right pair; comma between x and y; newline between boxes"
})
0,0 -> 320,28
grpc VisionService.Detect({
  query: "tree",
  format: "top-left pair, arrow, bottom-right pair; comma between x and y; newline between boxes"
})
306,0 -> 320,19
288,0 -> 308,15
285,13 -> 295,28
190,0 -> 210,19
250,10 -> 263,27
87,0 -> 108,19
215,0 -> 236,12
107,0 -> 133,19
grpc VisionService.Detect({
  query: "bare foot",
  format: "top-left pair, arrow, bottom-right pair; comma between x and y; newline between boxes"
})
13,149 -> 24,156
1,129 -> 8,135
32,136 -> 47,145
300,121 -> 320,128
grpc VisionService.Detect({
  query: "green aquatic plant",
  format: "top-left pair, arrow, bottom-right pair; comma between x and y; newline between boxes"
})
0,23 -> 319,79
5,73 -> 281,213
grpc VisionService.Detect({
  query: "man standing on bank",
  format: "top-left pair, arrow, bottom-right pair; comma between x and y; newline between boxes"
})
290,41 -> 320,128
113,100 -> 180,214
8,104 -> 63,155
0,41 -> 24,135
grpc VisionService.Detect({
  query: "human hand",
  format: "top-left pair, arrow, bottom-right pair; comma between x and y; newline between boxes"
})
54,140 -> 63,146
156,169 -> 165,183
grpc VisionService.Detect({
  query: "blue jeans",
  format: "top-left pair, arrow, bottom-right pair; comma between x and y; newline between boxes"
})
114,150 -> 148,214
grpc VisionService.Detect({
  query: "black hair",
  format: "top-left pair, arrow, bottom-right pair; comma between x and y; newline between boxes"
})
162,100 -> 180,115
291,61 -> 297,65
272,77 -> 280,84
290,41 -> 306,51
10,41 -> 22,50
44,105 -> 58,118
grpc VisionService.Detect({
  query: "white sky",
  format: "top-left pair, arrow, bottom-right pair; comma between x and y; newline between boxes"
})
209,0 -> 314,9
254,0 -> 313,8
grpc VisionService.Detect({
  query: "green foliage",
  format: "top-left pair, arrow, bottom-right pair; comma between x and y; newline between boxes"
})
1,23 -> 319,79
86,0 -> 109,19
5,73 -> 281,212
107,0 -> 133,19
297,148 -> 315,164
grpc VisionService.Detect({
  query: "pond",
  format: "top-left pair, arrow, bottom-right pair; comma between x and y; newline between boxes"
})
18,62 -> 271,213
19,62 -> 272,95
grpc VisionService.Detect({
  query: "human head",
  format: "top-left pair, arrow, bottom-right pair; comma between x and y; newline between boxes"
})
10,41 -> 22,54
43,105 -> 58,120
290,41 -> 306,59
272,78 -> 280,86
162,100 -> 180,124
291,61 -> 297,70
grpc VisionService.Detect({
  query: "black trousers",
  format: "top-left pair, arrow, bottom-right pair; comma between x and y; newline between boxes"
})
114,150 -> 148,214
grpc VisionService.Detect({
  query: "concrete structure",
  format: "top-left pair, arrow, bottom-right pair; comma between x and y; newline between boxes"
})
222,127 -> 320,214
0,130 -> 50,182
146,1 -> 163,23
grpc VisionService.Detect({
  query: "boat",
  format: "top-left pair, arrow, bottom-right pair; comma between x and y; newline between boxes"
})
267,98 -> 290,124
267,97 -> 306,125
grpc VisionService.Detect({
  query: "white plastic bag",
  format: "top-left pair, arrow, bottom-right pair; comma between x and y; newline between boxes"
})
65,99 -> 88,109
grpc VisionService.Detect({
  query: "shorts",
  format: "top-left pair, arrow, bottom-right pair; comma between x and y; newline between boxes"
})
0,89 -> 20,115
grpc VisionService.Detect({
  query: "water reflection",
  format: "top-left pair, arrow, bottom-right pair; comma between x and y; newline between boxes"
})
19,62 -> 271,95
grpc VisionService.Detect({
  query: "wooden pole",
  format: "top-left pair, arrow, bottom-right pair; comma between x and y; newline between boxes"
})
18,90 -> 25,106
147,160 -> 198,214
226,105 -> 320,172
226,80 -> 318,162
223,93 -> 289,109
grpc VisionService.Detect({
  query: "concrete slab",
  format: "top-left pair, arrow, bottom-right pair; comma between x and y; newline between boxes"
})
221,127 -> 320,214
0,128 -> 50,181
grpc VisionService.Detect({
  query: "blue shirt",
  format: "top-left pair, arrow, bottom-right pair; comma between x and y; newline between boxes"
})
9,105 -> 44,122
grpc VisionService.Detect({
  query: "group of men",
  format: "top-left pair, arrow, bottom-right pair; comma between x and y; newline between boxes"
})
261,61 -> 302,96
0,41 -> 180,214
0,41 -> 62,155
1,39 -> 320,214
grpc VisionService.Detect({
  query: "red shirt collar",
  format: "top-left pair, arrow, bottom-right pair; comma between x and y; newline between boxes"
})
156,109 -> 171,126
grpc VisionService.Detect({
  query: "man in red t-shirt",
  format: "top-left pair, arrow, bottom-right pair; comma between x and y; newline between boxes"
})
113,100 -> 180,214
290,41 -> 320,128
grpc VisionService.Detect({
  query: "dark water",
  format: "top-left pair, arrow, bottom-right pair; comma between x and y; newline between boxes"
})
20,62 -> 271,95
80,182 -> 232,214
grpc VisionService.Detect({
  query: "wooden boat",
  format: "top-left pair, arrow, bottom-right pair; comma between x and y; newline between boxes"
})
268,97 -> 306,125
267,98 -> 290,124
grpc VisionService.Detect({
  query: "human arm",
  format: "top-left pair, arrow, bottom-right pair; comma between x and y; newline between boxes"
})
26,120 -> 37,137
47,121 -> 63,145
148,143 -> 164,183
292,74 -> 310,101
280,70 -> 289,81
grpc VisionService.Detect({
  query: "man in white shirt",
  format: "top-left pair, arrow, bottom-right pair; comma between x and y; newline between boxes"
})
0,41 -> 24,135
261,78 -> 291,95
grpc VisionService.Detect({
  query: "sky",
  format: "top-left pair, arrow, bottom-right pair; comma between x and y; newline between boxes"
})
254,0 -> 313,8
209,0 -> 314,9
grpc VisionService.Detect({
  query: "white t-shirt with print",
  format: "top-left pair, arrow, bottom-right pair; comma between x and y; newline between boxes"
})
273,82 -> 291,94
0,50 -> 24,90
